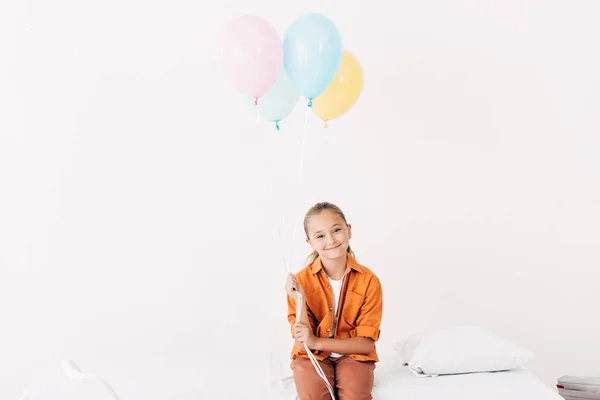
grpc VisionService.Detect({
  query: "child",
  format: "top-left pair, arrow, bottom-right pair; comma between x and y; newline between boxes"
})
285,202 -> 383,400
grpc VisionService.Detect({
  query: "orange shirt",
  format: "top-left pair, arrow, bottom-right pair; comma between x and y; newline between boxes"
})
287,254 -> 383,362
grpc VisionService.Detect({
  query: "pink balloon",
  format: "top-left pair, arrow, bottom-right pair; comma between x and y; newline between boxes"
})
220,15 -> 282,101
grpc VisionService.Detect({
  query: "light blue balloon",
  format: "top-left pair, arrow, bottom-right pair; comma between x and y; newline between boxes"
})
247,67 -> 300,130
283,13 -> 343,104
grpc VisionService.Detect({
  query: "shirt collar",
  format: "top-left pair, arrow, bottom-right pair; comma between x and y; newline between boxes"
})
311,253 -> 363,274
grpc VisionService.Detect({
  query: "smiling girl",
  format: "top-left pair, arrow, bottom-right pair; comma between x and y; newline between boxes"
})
285,202 -> 383,399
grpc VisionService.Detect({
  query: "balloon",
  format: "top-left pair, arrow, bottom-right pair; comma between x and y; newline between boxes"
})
248,67 -> 300,130
283,13 -> 343,104
312,50 -> 363,126
220,15 -> 282,102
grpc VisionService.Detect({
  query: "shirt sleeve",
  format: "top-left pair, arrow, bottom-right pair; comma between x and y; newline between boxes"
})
287,291 -> 318,337
349,276 -> 383,342
287,294 -> 297,337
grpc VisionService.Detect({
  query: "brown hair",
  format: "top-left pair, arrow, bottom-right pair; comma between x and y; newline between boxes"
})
304,202 -> 356,264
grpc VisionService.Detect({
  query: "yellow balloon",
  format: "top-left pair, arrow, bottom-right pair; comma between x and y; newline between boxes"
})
312,50 -> 364,126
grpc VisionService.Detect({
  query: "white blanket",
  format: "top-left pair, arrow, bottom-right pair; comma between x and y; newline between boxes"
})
18,351 -> 562,400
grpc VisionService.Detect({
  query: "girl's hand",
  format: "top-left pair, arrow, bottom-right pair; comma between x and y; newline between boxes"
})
293,322 -> 318,349
285,273 -> 305,298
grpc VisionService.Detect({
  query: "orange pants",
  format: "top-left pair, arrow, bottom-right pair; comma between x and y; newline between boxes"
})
291,356 -> 375,400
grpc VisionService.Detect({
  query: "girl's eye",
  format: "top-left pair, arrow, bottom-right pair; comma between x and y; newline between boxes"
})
317,235 -> 324,239
334,228 -> 341,232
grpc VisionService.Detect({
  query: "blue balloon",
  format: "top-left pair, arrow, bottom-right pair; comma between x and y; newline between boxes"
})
247,67 -> 300,130
283,13 -> 343,104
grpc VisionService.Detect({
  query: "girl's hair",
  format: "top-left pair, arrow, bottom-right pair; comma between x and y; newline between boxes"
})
304,202 -> 356,264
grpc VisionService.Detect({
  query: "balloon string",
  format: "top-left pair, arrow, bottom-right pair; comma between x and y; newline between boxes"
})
263,123 -> 289,275
298,105 -> 309,180
279,215 -> 290,274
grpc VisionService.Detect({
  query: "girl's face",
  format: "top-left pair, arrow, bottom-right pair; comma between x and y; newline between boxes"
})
305,210 -> 352,262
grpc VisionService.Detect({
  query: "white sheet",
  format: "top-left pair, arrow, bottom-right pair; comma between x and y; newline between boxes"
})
275,365 -> 563,400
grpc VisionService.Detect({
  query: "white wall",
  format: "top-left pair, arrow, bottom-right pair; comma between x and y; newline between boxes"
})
2,0 -> 600,398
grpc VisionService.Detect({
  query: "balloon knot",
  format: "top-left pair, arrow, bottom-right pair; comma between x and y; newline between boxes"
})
275,121 -> 280,131
307,99 -> 313,107
254,97 -> 258,106
323,121 -> 328,128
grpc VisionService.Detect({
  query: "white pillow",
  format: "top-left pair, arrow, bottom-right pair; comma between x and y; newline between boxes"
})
394,325 -> 535,377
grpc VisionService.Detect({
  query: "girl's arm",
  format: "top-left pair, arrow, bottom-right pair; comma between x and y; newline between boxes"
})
313,337 -> 375,356
287,273 -> 316,351
294,294 -> 311,350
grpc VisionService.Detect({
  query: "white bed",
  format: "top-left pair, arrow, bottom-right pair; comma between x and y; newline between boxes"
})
18,346 -> 563,400
275,363 -> 563,400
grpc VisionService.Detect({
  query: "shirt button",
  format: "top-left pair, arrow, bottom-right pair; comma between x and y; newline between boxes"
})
329,307 -> 333,311
328,285 -> 331,289
327,329 -> 330,332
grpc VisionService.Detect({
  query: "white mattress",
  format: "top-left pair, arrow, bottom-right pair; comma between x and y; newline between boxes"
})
276,366 -> 564,400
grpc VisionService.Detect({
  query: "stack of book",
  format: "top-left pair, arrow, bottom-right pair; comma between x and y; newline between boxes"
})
557,376 -> 600,399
